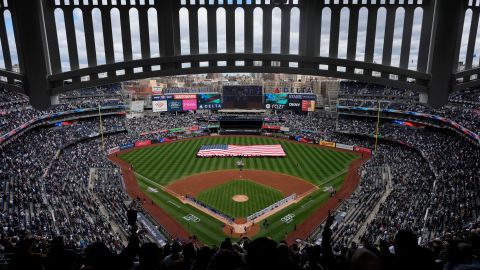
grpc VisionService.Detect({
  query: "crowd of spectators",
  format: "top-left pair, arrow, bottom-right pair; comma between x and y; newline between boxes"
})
5,217 -> 480,270
127,114 -> 198,134
0,84 -> 125,136
335,116 -> 480,241
338,82 -> 480,134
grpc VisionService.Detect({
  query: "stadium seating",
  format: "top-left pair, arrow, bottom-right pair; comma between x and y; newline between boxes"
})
1,84 -> 479,270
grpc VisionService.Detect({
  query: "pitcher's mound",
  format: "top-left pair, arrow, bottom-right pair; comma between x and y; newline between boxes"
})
232,195 -> 249,202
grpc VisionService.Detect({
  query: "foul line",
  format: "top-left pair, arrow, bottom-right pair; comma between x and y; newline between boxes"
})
301,199 -> 316,208
168,201 -> 182,208
317,169 -> 349,187
134,172 -> 183,198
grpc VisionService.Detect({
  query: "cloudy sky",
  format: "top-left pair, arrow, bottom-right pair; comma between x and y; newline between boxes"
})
0,3 -> 476,74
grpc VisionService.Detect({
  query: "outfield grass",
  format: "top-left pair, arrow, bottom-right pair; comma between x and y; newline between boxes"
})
120,136 -> 359,245
120,136 -> 357,185
196,179 -> 284,218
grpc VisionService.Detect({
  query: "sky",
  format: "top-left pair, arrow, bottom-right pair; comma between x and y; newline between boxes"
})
0,3 -> 477,74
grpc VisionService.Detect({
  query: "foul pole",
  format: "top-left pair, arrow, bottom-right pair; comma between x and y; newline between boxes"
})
374,100 -> 381,154
98,104 -> 105,150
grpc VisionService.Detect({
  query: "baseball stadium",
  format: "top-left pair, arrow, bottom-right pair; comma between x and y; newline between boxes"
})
1,1 -> 480,270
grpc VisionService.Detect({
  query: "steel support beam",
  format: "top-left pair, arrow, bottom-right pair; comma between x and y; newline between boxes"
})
427,0 -> 466,108
299,0 -> 320,69
3,0 -> 473,110
11,0 -> 52,109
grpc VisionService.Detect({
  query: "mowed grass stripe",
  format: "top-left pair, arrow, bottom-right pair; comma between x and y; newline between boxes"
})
120,137 -> 359,186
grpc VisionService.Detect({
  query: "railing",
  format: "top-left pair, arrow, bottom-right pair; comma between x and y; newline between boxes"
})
0,0 -> 477,109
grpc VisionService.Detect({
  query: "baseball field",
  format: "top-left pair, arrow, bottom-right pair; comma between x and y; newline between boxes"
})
114,136 -> 361,245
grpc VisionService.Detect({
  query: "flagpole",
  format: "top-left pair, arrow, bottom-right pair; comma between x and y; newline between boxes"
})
374,100 -> 381,154
98,104 -> 105,150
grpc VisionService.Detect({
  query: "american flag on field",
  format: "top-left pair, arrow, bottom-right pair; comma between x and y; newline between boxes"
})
197,144 -> 286,157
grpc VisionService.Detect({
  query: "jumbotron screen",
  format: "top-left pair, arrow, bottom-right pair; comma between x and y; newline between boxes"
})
222,85 -> 263,109
265,93 -> 316,111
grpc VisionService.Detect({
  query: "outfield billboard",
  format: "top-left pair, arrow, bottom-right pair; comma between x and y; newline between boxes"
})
153,94 -> 220,111
336,143 -> 354,151
152,100 -> 168,112
167,100 -> 183,111
319,140 -> 336,148
152,95 -> 173,100
261,125 -> 281,130
197,93 -> 222,109
288,94 -> 316,100
354,146 -> 372,155
265,93 -> 288,110
301,100 -> 316,112
265,93 -> 316,111
182,99 -> 198,110
287,99 -> 302,110
108,146 -> 120,154
120,143 -> 134,150
135,140 -> 152,147
174,94 -> 197,100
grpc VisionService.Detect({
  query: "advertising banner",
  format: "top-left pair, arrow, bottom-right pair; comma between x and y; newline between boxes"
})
301,100 -> 316,112
197,94 -> 222,110
120,143 -> 134,150
319,140 -> 336,148
336,143 -> 354,151
174,94 -> 197,100
280,126 -> 290,132
261,125 -> 281,130
152,95 -> 173,101
135,140 -> 152,147
264,93 -> 288,110
158,137 -> 175,143
354,146 -> 372,155
167,100 -> 183,111
152,100 -> 168,112
287,99 -> 302,110
288,94 -> 317,100
293,135 -> 314,143
108,146 -> 120,154
182,99 -> 198,110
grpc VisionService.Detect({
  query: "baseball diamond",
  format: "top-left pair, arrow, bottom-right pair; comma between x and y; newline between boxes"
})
113,136 -> 361,245
195,179 -> 285,218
